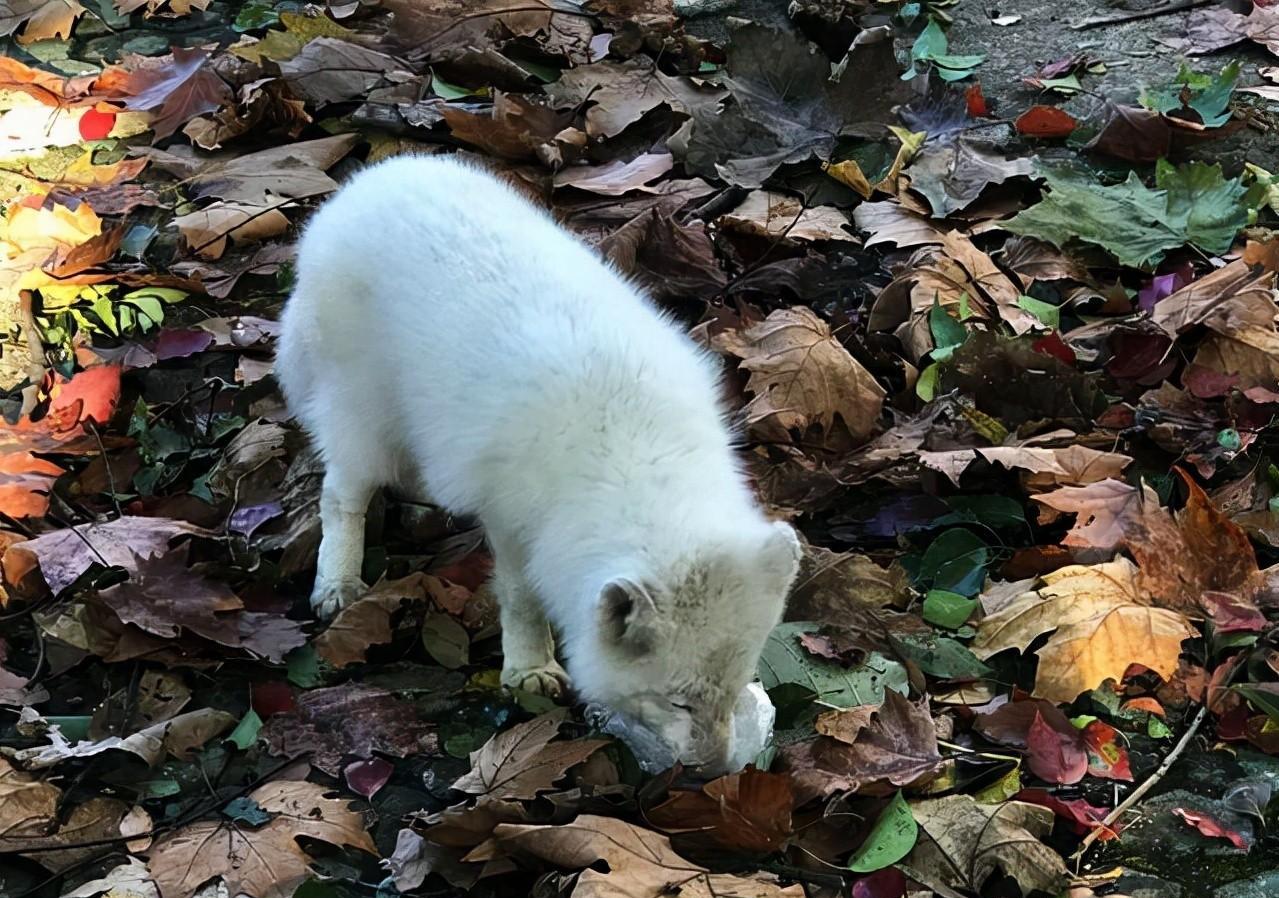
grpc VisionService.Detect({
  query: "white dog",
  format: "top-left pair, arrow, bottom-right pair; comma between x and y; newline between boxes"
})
276,155 -> 800,771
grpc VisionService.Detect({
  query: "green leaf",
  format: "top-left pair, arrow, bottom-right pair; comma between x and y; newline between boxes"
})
939,495 -> 1026,530
889,632 -> 992,680
233,0 -> 279,32
1147,715 -> 1172,739
757,622 -> 908,708
1016,295 -> 1060,330
918,528 -> 988,596
916,362 -> 941,402
226,709 -> 262,750
912,19 -> 948,60
430,68 -> 477,100
286,645 -> 323,687
929,295 -> 966,358
1004,166 -> 1249,269
121,286 -> 188,304
973,766 -> 1022,804
848,792 -> 918,872
1141,62 -> 1238,128
922,589 -> 978,629
222,796 -> 272,825
1154,159 -> 1249,256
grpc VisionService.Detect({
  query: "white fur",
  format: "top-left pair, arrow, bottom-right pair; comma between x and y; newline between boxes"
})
276,155 -> 801,771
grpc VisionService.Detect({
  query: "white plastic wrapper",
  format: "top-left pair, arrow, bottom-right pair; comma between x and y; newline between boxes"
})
588,682 -> 776,774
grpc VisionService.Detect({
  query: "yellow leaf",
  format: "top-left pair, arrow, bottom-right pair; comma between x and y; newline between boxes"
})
1034,604 -> 1197,704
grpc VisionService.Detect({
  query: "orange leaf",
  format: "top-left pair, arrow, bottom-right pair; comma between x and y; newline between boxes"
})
1015,105 -> 1078,138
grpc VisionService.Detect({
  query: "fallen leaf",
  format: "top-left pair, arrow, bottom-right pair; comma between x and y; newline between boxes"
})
553,153 -> 674,195
60,858 -> 158,898
547,57 -> 719,140
260,683 -> 437,776
900,795 -> 1066,897
1034,479 -> 1142,550
124,47 -> 232,140
646,767 -> 793,855
1015,105 -> 1077,138
719,192 -> 857,243
8,516 -> 211,595
11,708 -> 235,769
813,704 -> 878,744
711,306 -> 885,443
781,690 -> 943,802
904,134 -> 1035,216
921,444 -> 1131,489
279,38 -> 407,106
2,0 -> 86,43
468,814 -> 803,898
173,200 -> 291,260
1172,807 -> 1248,850
0,757 -> 60,850
1026,711 -> 1088,784
852,200 -> 947,248
453,709 -> 607,802
148,780 -> 376,898
313,574 -> 444,667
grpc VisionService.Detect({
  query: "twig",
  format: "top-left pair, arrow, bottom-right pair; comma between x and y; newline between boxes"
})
84,421 -> 123,519
1072,0 -> 1212,30
1072,703 -> 1209,860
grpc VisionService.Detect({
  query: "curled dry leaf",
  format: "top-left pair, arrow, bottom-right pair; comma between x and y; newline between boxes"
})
466,814 -> 803,898
711,306 -> 885,444
173,200 -> 291,261
718,192 -> 857,243
313,573 -> 456,667
11,707 -> 235,769
920,444 -> 1132,489
453,708 -> 607,802
900,795 -> 1067,898
148,780 -> 376,898
1034,479 -> 1142,550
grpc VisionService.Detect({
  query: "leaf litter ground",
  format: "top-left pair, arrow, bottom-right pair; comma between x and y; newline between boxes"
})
5,1 -> 1279,897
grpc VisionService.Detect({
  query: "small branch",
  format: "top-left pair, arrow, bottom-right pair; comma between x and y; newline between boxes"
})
1072,703 -> 1209,860
1072,0 -> 1212,30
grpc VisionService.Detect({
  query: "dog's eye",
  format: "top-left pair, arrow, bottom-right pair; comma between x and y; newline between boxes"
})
671,701 -> 693,712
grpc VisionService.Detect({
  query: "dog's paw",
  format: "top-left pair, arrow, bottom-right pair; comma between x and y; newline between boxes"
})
310,578 -> 366,620
501,661 -> 572,700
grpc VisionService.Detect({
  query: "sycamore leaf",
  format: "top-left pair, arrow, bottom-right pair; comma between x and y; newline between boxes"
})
645,768 -> 794,855
148,781 -> 376,898
901,795 -> 1067,897
452,709 -> 607,802
467,814 -> 803,898
1034,479 -> 1142,550
2,0 -> 85,43
1155,160 -> 1249,256
713,307 -> 885,443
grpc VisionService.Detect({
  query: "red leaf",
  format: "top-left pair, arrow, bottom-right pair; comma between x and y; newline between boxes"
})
965,83 -> 989,117
1080,720 -> 1133,781
252,680 -> 296,718
78,107 -> 116,140
1172,807 -> 1248,850
1015,105 -> 1078,138
1031,331 -> 1076,366
1202,591 -> 1267,634
344,757 -> 394,798
1016,788 -> 1118,840
1026,710 -> 1088,784
1120,697 -> 1165,717
853,867 -> 907,898
46,365 -> 122,435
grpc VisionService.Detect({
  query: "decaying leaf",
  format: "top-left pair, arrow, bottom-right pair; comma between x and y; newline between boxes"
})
148,780 -> 376,898
11,707 -> 235,769
453,709 -> 607,802
467,814 -> 804,898
645,767 -> 793,855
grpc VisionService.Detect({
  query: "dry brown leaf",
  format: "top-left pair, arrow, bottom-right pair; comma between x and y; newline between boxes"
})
1035,605 -> 1197,704
149,780 -> 376,898
3,0 -> 85,43
546,57 -> 721,138
920,445 -> 1132,489
713,307 -> 885,443
453,709 -> 607,802
812,704 -> 878,744
644,768 -> 793,855
173,200 -> 291,260
718,192 -> 857,243
61,858 -> 158,898
441,92 -> 572,163
1034,479 -> 1142,550
8,516 -> 210,595
467,814 -> 803,898
115,0 -> 211,13
901,795 -> 1066,898
14,797 -> 132,872
0,757 -> 60,850
11,708 -> 235,769
124,47 -> 232,141
781,690 -> 942,803
852,200 -> 947,248
553,153 -> 674,196
313,573 -> 450,667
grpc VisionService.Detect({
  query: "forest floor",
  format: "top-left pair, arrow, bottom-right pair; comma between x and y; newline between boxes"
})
5,1 -> 1279,897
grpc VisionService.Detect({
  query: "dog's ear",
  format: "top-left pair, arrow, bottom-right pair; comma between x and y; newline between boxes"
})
598,577 -> 659,654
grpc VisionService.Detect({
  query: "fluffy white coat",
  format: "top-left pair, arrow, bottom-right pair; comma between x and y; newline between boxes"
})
276,155 -> 800,770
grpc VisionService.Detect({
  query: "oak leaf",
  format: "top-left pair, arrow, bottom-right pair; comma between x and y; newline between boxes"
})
148,780 -> 376,898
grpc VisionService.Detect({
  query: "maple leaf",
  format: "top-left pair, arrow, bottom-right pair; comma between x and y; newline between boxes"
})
921,444 -> 1132,490
466,814 -> 804,898
900,796 -> 1067,897
148,780 -> 376,898
1034,479 -> 1143,550
452,709 -> 607,802
546,56 -> 719,140
8,516 -> 211,595
712,306 -> 885,444
781,690 -> 943,803
124,47 -> 232,140
1,0 -> 86,43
